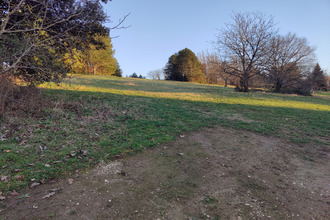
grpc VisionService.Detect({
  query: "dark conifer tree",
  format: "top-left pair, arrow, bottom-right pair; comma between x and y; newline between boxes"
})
311,63 -> 327,91
164,48 -> 205,83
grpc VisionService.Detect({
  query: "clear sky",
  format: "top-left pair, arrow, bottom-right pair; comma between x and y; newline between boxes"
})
104,0 -> 330,77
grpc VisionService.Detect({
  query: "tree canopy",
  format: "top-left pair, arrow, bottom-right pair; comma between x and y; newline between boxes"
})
266,33 -> 315,92
0,0 -> 115,85
65,35 -> 120,76
310,63 -> 327,91
165,48 -> 205,83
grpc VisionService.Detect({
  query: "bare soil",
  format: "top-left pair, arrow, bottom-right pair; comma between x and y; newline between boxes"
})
1,126 -> 329,219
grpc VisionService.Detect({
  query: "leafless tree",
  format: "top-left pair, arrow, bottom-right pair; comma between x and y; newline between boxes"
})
147,69 -> 164,80
198,51 -> 234,86
267,33 -> 316,92
215,12 -> 277,92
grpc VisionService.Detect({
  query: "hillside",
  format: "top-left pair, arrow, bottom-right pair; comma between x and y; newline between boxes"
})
1,75 -> 329,219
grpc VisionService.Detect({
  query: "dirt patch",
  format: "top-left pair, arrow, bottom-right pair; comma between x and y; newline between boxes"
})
1,127 -> 329,219
226,114 -> 255,123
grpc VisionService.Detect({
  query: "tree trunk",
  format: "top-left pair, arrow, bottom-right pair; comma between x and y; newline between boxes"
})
224,79 -> 228,87
275,79 -> 282,93
239,74 -> 249,92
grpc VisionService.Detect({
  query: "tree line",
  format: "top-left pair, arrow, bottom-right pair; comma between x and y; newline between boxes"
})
163,12 -> 328,94
0,0 -> 123,86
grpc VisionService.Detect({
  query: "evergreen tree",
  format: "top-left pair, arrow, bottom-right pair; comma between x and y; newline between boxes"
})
310,63 -> 327,91
164,55 -> 179,80
130,73 -> 138,78
165,48 -> 205,83
114,63 -> 123,77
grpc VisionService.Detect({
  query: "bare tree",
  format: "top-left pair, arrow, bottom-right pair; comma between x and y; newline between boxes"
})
198,51 -> 234,86
215,12 -> 277,92
147,69 -> 164,80
267,33 -> 315,92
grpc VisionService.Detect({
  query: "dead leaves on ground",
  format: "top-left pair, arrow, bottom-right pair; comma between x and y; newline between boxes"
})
30,182 -> 40,188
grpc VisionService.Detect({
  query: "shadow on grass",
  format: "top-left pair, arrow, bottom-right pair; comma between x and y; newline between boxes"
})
58,75 -> 330,107
0,81 -> 329,193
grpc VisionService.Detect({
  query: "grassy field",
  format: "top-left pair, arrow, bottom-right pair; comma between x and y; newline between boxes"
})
0,75 -> 329,193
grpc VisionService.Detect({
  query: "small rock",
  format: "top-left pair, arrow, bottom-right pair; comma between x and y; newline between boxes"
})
178,153 -> 184,156
44,164 -> 51,167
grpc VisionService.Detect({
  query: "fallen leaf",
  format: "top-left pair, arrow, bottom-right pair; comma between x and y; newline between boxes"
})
52,161 -> 62,164
3,150 -> 11,153
39,145 -> 47,150
13,169 -> 24,172
28,163 -> 35,166
1,176 -> 9,182
30,182 -> 40,188
9,191 -> 19,196
44,164 -> 51,167
81,150 -> 88,156
115,154 -> 122,159
14,175 -> 24,180
0,196 -> 5,200
67,178 -> 74,185
19,140 -> 27,145
42,192 -> 55,199
50,188 -> 61,192
117,171 -> 127,176
178,153 -> 184,156
0,135 -> 7,141
19,194 -> 30,199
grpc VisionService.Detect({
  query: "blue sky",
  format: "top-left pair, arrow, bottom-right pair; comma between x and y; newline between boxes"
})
104,0 -> 330,77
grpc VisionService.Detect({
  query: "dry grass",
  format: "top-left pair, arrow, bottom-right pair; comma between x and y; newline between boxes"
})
0,74 -> 49,117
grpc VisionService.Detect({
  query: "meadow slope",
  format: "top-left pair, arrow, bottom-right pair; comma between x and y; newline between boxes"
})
0,75 -> 329,218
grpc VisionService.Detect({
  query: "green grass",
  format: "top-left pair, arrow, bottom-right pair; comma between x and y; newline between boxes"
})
0,75 -> 329,193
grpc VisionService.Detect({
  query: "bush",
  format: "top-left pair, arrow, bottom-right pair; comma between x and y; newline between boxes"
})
0,75 -> 49,116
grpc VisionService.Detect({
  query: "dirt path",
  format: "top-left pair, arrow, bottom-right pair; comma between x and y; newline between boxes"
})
1,127 -> 329,219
